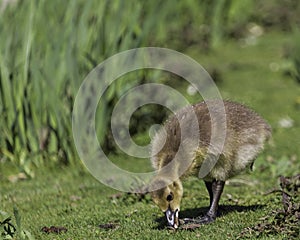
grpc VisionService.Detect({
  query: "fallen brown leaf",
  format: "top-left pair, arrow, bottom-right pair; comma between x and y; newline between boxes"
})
99,222 -> 119,230
41,226 -> 67,234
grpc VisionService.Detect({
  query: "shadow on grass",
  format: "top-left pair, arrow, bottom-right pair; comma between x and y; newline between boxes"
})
154,204 -> 265,230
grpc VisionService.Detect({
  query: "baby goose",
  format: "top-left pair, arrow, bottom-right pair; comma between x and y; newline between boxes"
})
150,100 -> 271,229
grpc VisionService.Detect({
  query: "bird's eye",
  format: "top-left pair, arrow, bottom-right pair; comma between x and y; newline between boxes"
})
166,193 -> 173,202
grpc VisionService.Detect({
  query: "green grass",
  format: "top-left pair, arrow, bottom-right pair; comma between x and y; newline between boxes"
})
1,30 -> 300,239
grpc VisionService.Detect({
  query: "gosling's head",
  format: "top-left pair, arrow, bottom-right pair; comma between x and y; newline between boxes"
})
150,178 -> 183,229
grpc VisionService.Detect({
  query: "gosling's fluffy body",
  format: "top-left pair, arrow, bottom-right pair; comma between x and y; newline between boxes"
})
151,100 -> 271,181
150,100 -> 271,226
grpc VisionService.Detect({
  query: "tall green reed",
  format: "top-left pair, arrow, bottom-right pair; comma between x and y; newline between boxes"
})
0,0 -> 177,173
0,0 -> 255,174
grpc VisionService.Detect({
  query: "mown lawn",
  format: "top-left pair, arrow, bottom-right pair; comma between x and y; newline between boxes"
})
1,30 -> 299,239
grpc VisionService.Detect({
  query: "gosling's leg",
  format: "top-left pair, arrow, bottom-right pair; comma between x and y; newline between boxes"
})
184,180 -> 225,224
204,181 -> 213,206
200,180 -> 225,223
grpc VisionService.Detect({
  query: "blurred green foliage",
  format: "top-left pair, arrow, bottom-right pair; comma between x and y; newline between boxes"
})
0,0 -> 299,175
0,0 -> 176,173
288,32 -> 300,84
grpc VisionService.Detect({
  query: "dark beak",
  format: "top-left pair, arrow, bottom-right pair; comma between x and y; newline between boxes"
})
165,208 -> 179,229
